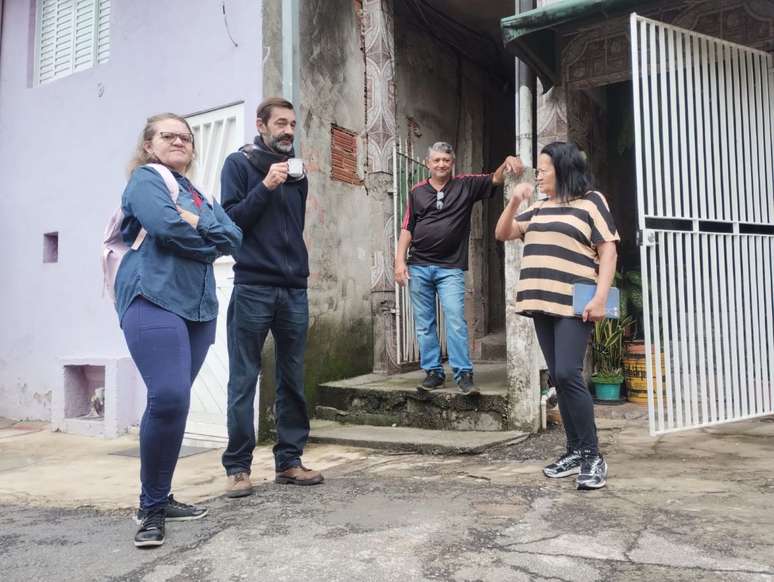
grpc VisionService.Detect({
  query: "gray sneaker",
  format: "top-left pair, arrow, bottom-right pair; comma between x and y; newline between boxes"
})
543,450 -> 582,478
576,453 -> 608,490
457,372 -> 479,396
418,370 -> 445,392
134,507 -> 165,548
134,494 -> 207,524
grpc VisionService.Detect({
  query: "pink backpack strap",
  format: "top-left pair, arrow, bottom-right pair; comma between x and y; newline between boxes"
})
145,163 -> 180,203
127,164 -> 183,251
146,162 -> 213,205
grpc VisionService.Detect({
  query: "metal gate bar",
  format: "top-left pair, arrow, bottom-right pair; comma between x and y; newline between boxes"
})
631,13 -> 774,435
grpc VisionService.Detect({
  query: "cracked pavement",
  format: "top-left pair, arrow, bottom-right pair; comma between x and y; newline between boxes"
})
3,417 -> 774,581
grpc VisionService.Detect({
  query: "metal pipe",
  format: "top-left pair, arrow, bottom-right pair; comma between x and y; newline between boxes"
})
514,0 -> 536,166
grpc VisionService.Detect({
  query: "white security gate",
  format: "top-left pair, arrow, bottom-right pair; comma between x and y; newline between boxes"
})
630,14 -> 774,435
392,140 -> 447,364
184,103 -> 250,444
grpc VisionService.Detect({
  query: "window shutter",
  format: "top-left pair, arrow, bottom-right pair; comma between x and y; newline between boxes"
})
52,0 -> 74,81
186,103 -> 246,202
73,0 -> 96,71
37,0 -> 59,83
37,0 -> 110,84
96,0 -> 110,64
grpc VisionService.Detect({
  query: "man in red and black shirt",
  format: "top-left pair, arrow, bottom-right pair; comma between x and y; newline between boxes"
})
395,142 -> 523,394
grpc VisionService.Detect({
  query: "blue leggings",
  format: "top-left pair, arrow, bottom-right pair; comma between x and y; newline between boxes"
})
122,296 -> 216,510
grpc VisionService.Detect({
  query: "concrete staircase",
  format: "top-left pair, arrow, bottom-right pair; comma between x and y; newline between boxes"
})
311,361 -> 527,454
471,330 -> 507,361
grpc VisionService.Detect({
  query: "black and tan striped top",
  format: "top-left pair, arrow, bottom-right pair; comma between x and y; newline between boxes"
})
514,191 -> 619,318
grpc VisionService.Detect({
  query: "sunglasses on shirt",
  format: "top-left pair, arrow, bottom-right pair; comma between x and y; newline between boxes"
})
436,190 -> 445,210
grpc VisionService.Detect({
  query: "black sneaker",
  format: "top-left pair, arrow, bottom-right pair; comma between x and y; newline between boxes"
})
134,507 -> 166,548
134,494 -> 208,524
418,370 -> 445,392
576,452 -> 608,490
543,450 -> 582,478
457,372 -> 479,396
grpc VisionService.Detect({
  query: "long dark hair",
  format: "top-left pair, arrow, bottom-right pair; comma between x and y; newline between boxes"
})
541,142 -> 593,203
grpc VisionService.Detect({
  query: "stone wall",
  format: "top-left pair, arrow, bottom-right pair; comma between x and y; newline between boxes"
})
258,0 -> 374,435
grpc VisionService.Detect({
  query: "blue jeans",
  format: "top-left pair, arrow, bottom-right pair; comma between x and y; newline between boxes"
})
222,284 -> 310,473
408,265 -> 473,382
122,296 -> 216,511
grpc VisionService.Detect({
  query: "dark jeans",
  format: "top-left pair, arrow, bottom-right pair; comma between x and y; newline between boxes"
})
222,284 -> 310,474
533,314 -> 598,454
122,296 -> 216,511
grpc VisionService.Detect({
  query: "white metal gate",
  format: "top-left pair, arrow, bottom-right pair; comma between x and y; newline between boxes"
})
392,140 -> 447,365
630,14 -> 774,435
183,103 -> 252,445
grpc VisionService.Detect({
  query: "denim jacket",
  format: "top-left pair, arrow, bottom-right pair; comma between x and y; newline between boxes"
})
114,165 -> 243,323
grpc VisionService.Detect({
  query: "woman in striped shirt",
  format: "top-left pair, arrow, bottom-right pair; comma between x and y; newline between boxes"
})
495,141 -> 619,490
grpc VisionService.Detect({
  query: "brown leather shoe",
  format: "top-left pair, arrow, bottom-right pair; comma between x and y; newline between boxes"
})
225,472 -> 253,498
275,464 -> 324,486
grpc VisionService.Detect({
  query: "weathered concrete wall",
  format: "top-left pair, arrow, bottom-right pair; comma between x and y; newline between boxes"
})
393,4 -> 514,348
257,0 -> 373,436
503,170 -> 542,432
0,0 -> 263,420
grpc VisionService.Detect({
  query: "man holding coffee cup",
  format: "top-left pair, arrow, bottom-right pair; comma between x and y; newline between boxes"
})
219,97 -> 322,498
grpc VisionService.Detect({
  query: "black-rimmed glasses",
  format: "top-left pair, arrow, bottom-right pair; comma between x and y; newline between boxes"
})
158,131 -> 194,144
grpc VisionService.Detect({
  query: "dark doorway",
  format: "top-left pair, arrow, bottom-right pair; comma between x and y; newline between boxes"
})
606,80 -> 639,272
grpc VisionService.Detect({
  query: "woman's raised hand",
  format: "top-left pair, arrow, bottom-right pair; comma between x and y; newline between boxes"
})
510,182 -> 533,207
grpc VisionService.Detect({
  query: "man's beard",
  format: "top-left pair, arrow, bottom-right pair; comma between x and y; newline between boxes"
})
266,132 -> 294,154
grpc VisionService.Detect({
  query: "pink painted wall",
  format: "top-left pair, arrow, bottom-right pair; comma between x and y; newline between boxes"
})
0,0 -> 263,419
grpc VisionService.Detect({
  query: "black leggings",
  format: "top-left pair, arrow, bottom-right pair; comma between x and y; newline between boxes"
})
533,314 -> 598,454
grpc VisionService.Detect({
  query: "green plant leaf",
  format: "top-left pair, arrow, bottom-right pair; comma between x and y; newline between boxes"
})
592,373 -> 624,384
592,316 -> 634,378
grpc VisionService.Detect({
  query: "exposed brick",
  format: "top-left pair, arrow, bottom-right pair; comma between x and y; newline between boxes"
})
331,125 -> 362,185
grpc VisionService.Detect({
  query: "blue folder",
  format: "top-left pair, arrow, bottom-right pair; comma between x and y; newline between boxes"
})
572,283 -> 620,319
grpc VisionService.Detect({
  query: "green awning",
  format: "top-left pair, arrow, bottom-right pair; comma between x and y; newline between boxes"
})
501,0 -> 654,91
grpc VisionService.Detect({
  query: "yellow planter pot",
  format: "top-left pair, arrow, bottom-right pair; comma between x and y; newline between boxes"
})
623,341 -> 665,404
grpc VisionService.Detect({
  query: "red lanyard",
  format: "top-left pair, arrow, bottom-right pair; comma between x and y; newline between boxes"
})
186,185 -> 203,208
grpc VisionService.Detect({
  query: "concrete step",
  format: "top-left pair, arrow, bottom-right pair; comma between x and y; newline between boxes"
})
315,362 -> 510,431
474,331 -> 507,361
309,420 -> 528,455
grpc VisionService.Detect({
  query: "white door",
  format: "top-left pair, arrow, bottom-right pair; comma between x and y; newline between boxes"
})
630,14 -> 774,435
184,103 -> 253,445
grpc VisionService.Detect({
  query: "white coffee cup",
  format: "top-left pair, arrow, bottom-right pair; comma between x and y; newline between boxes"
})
287,158 -> 305,178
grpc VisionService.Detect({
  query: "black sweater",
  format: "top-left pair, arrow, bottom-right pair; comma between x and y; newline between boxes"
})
220,151 -> 309,288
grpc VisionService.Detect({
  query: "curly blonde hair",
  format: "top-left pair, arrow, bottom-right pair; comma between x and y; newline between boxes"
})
127,113 -> 196,176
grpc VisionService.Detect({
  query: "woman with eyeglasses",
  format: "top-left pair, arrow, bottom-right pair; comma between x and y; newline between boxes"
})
115,113 -> 242,547
495,141 -> 619,490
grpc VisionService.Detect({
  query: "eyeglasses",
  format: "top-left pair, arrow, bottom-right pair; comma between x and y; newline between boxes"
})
158,131 -> 194,144
436,190 -> 445,210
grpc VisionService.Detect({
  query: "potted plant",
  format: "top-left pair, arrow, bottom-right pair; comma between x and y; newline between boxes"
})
619,270 -> 643,339
591,316 -> 633,401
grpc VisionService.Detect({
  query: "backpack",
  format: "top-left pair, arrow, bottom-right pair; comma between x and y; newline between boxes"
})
102,163 -> 180,302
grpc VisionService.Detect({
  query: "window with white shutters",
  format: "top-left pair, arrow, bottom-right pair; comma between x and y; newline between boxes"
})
36,0 -> 110,85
